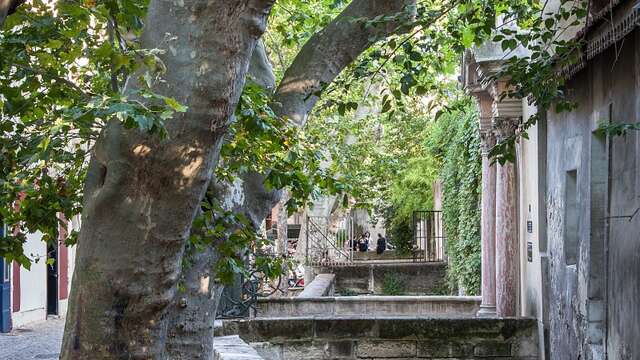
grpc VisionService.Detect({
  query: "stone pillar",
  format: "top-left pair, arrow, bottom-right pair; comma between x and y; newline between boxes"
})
493,116 -> 519,317
477,130 -> 497,317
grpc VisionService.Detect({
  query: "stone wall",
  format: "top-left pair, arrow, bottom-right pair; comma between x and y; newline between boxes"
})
544,22 -> 640,360
255,296 -> 480,318
221,317 -> 539,359
313,262 -> 447,295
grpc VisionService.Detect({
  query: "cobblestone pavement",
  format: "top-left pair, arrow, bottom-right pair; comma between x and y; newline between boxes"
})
0,317 -> 64,360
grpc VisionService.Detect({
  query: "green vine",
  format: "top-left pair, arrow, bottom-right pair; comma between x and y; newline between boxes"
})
426,101 -> 481,294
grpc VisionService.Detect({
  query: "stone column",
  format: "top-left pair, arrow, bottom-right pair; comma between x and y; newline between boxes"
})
493,116 -> 519,317
477,130 -> 497,317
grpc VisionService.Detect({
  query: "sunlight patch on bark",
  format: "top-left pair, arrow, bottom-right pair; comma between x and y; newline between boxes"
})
199,275 -> 210,295
133,144 -> 152,156
181,156 -> 203,179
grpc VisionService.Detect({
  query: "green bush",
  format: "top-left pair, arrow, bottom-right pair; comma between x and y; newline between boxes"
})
388,217 -> 414,256
381,272 -> 407,295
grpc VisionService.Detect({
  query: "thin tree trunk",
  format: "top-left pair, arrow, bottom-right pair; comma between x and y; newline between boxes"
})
61,1 -> 274,359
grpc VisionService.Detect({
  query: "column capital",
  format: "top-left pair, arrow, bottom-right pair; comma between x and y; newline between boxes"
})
492,116 -> 520,141
480,130 -> 496,156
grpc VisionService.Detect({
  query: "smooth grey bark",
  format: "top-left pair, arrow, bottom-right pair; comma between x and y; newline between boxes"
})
60,1 -> 274,359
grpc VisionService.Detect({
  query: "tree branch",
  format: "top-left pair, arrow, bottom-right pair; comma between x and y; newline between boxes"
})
0,0 -> 25,27
226,0 -> 418,236
272,0 -> 416,126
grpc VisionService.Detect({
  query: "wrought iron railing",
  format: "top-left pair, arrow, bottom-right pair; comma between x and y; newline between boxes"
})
413,210 -> 446,262
305,215 -> 352,265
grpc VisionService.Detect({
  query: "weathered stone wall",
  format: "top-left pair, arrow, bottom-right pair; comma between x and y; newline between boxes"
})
255,296 -> 480,318
221,317 -> 539,359
544,21 -> 640,360
314,262 -> 447,295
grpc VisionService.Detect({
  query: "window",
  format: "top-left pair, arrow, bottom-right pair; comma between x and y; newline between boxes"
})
564,170 -> 579,265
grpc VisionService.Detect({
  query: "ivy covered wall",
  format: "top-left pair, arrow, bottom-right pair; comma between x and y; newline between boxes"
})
426,102 -> 481,295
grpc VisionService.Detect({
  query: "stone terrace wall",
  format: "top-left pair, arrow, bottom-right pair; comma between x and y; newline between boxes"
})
255,296 -> 480,318
221,317 -> 539,359
313,262 -> 447,295
298,274 -> 335,298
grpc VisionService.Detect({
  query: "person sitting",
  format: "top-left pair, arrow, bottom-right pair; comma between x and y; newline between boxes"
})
376,233 -> 386,254
358,234 -> 368,252
350,237 -> 358,252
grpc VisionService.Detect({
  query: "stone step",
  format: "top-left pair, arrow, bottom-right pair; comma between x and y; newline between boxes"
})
220,316 -> 539,360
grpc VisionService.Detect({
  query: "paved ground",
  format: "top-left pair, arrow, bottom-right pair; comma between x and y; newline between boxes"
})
0,318 -> 64,360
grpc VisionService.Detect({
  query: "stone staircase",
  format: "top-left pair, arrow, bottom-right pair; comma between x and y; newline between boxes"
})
218,316 -> 540,359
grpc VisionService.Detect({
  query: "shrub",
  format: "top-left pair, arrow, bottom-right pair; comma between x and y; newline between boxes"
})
381,272 -> 406,295
388,217 -> 414,256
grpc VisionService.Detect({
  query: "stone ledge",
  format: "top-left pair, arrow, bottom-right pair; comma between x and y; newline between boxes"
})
255,296 -> 481,318
213,335 -> 264,360
312,262 -> 447,295
221,316 -> 539,359
298,274 -> 336,298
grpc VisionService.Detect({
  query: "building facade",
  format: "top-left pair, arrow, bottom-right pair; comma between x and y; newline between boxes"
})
464,2 -> 640,359
0,218 -> 78,332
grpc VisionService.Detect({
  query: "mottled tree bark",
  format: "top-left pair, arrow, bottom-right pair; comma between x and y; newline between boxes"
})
164,2 -> 416,358
60,1 -> 274,359
164,44 -> 278,359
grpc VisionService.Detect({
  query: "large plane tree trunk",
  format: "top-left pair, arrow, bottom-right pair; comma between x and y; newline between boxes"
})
161,1 -> 416,358
60,1 -> 274,359
164,41 -> 279,359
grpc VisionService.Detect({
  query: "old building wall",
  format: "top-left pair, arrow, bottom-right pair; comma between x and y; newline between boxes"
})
546,28 -> 640,360
517,100 -> 548,359
603,29 -> 640,360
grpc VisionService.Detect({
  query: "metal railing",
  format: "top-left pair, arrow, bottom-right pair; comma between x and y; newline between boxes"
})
304,211 -> 446,266
305,215 -> 353,265
413,210 -> 446,262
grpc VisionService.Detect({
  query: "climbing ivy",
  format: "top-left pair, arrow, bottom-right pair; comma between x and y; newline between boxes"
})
426,101 -> 481,295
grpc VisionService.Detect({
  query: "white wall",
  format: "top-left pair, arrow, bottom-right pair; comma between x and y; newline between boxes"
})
517,100 -> 546,359
12,232 -> 47,328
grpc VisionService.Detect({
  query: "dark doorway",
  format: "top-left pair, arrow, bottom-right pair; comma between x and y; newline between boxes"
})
46,244 -> 58,316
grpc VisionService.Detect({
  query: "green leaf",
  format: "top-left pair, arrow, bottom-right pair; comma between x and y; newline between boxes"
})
163,97 -> 188,112
461,26 -> 475,48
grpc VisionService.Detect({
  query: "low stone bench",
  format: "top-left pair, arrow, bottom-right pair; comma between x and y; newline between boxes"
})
213,335 -> 264,360
221,317 -> 539,360
298,273 -> 335,298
